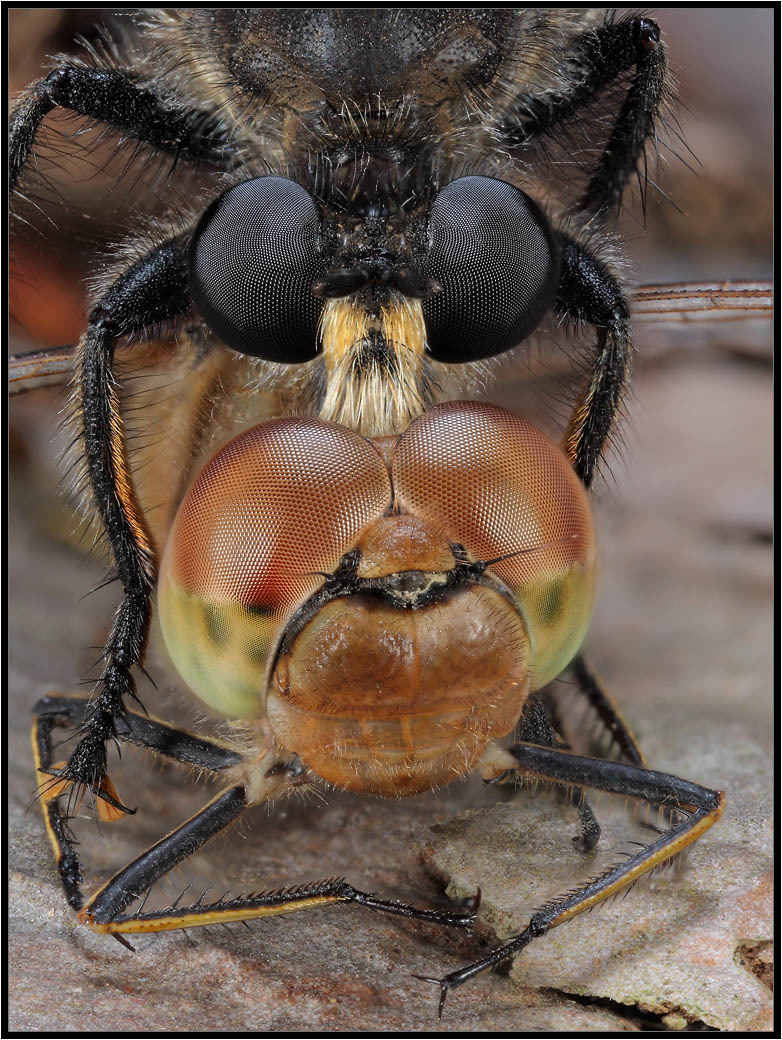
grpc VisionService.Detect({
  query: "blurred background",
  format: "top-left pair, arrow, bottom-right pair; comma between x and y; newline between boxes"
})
620,7 -> 773,283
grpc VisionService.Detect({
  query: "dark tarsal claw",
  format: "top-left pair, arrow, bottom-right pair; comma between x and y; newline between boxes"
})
412,974 -> 452,1018
111,932 -> 136,952
95,783 -> 136,816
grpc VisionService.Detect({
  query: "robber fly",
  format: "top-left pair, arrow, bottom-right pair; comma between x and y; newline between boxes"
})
9,9 -> 769,1016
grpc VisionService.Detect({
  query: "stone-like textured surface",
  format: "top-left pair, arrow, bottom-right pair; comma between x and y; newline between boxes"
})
421,718 -> 772,1031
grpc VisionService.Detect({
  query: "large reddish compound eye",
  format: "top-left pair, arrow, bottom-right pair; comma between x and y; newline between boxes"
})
158,418 -> 391,718
392,401 -> 596,688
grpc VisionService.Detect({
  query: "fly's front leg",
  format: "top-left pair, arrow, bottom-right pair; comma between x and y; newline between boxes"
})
33,704 -> 89,912
61,234 -> 193,807
554,231 -> 632,488
573,17 -> 666,215
425,745 -> 724,1016
501,16 -> 666,215
10,62 -> 231,194
32,693 -> 243,912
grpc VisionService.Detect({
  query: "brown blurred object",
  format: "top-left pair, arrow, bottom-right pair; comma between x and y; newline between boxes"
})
8,9 -> 208,351
619,8 -> 773,283
10,245 -> 89,347
8,10 -> 114,92
9,10 -> 118,348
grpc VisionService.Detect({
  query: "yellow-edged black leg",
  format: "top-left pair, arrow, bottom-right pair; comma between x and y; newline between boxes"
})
31,693 -> 244,912
421,744 -> 724,1016
32,695 -> 476,941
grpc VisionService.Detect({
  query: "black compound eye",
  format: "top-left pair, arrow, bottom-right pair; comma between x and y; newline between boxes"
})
189,177 -> 323,363
421,176 -> 559,363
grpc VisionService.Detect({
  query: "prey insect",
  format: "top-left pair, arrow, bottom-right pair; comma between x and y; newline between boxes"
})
10,9 -> 739,1015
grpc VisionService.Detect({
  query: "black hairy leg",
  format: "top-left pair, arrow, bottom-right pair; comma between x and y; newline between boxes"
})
9,61 -> 234,194
63,233 -> 193,808
32,693 -> 243,911
569,655 -> 646,767
513,693 -> 601,854
502,15 -> 666,215
553,231 -> 632,489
